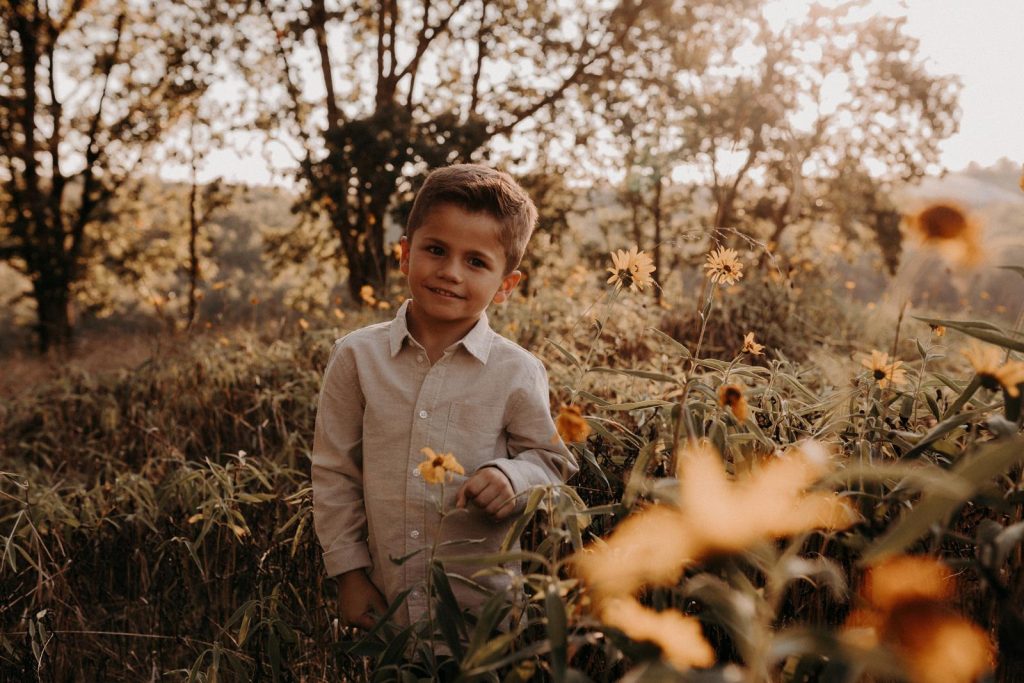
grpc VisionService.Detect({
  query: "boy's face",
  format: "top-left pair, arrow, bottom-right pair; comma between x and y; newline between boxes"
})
400,203 -> 521,331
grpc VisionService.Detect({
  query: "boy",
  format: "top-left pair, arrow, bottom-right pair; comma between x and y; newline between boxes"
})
311,164 -> 577,629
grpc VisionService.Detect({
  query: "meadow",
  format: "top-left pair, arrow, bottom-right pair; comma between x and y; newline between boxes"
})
2,209 -> 1023,682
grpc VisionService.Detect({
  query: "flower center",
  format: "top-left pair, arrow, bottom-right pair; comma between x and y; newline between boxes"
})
873,369 -> 887,380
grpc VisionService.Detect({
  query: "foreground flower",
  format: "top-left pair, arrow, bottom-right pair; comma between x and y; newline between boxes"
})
861,350 -> 907,389
905,202 -> 983,266
742,332 -> 764,356
555,405 -> 591,443
607,246 -> 656,292
963,341 -> 1024,398
843,555 -> 994,683
417,447 -> 464,484
574,441 -> 855,604
718,383 -> 749,422
704,247 -> 744,285
600,597 -> 715,671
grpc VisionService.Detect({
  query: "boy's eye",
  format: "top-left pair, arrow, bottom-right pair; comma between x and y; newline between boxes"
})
425,245 -> 443,256
469,258 -> 487,268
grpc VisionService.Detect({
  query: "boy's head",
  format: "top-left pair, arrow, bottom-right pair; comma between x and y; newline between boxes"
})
405,164 -> 538,275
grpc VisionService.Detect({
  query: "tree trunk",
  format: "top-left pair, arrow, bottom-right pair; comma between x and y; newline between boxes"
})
33,274 -> 72,353
652,176 -> 663,305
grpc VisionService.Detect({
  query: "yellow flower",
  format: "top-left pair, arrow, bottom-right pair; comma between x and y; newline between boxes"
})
717,383 -> 749,422
573,505 -> 695,602
417,447 -> 465,484
555,405 -> 591,443
860,350 -> 907,389
600,598 -> 715,671
905,202 -> 983,266
962,341 -> 1024,398
929,324 -> 945,337
359,284 -> 378,306
677,443 -> 856,555
704,247 -> 744,285
606,246 -> 656,292
844,555 -> 994,683
742,332 -> 764,356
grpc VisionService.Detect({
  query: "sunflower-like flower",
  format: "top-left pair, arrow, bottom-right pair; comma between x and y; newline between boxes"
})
417,447 -> 465,484
600,597 -> 715,671
704,247 -> 744,285
742,332 -> 764,356
929,324 -> 946,337
843,555 -> 994,683
962,341 -> 1024,398
555,405 -> 591,443
861,350 -> 908,389
718,383 -> 749,421
607,246 -> 656,292
905,202 -> 983,266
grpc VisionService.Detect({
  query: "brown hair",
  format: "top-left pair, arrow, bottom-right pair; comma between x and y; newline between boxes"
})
406,164 -> 538,273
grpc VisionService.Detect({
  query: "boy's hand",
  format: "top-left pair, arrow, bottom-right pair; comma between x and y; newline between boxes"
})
456,467 -> 517,520
337,569 -> 387,629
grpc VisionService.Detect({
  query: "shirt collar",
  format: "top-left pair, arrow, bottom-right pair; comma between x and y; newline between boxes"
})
388,299 -> 494,364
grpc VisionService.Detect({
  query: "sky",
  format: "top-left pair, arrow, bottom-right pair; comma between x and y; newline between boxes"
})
183,0 -> 1024,186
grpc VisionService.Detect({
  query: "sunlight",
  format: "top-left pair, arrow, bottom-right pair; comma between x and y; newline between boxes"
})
762,0 -> 908,32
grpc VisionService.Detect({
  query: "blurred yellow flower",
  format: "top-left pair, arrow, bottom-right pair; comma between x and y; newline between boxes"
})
360,284 -> 378,306
742,332 -> 764,356
962,341 -> 1024,397
845,555 -> 994,683
555,405 -> 591,443
298,318 -> 310,331
717,383 -> 749,422
863,555 -> 953,612
677,443 -> 856,555
600,597 -> 715,671
573,505 -> 694,602
704,247 -> 744,285
417,447 -> 464,484
929,324 -> 945,337
607,246 -> 656,293
860,350 -> 907,389
905,202 -> 983,266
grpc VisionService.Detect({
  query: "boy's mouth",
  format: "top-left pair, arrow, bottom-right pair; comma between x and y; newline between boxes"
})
428,286 -> 463,299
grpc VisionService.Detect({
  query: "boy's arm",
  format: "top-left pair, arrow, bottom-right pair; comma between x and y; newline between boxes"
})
311,341 -> 372,578
480,357 -> 578,510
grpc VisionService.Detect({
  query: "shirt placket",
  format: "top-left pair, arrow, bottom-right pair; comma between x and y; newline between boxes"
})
403,344 -> 452,621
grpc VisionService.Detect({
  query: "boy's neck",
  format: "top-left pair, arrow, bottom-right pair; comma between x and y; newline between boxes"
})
405,302 -> 483,363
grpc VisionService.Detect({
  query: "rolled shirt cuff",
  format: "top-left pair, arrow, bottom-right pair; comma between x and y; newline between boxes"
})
323,541 -> 372,577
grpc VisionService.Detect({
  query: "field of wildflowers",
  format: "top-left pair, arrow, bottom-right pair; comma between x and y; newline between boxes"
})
2,201 -> 1023,682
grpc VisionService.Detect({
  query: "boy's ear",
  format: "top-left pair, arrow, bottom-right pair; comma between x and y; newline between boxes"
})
492,270 -> 522,304
399,236 -> 410,276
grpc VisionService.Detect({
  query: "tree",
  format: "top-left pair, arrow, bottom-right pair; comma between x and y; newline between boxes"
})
236,0 -> 670,306
0,0 -> 238,350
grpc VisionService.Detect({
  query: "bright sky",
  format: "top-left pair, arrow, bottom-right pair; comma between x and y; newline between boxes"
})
179,0 -> 1024,186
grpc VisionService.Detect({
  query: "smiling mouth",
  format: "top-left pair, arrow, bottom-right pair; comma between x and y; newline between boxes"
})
428,286 -> 463,299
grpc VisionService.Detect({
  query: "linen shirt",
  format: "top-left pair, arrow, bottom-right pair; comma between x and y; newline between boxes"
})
311,300 -> 576,624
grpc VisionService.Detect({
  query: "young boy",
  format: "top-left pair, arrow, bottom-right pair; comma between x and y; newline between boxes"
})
311,164 -> 577,629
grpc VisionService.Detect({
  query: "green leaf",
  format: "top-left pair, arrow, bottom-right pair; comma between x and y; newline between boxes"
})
545,583 -> 568,682
500,487 -> 547,552
862,436 -> 1024,564
545,338 -> 583,370
648,327 -> 691,357
430,562 -> 466,660
902,407 -> 985,458
591,367 -> 682,385
598,399 -> 675,412
914,316 -> 1024,351
998,265 -> 1024,280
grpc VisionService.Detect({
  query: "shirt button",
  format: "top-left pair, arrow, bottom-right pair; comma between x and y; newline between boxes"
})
410,529 -> 420,539
412,468 -> 421,477
417,354 -> 425,363
418,410 -> 428,419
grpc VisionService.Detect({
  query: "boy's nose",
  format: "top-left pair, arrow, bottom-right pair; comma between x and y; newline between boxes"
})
437,260 -> 463,282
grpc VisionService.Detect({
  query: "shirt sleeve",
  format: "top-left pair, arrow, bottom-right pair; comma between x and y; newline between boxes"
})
311,340 -> 372,577
482,356 -> 578,511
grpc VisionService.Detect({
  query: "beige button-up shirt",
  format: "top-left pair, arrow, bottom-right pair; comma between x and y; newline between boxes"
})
312,300 -> 576,624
